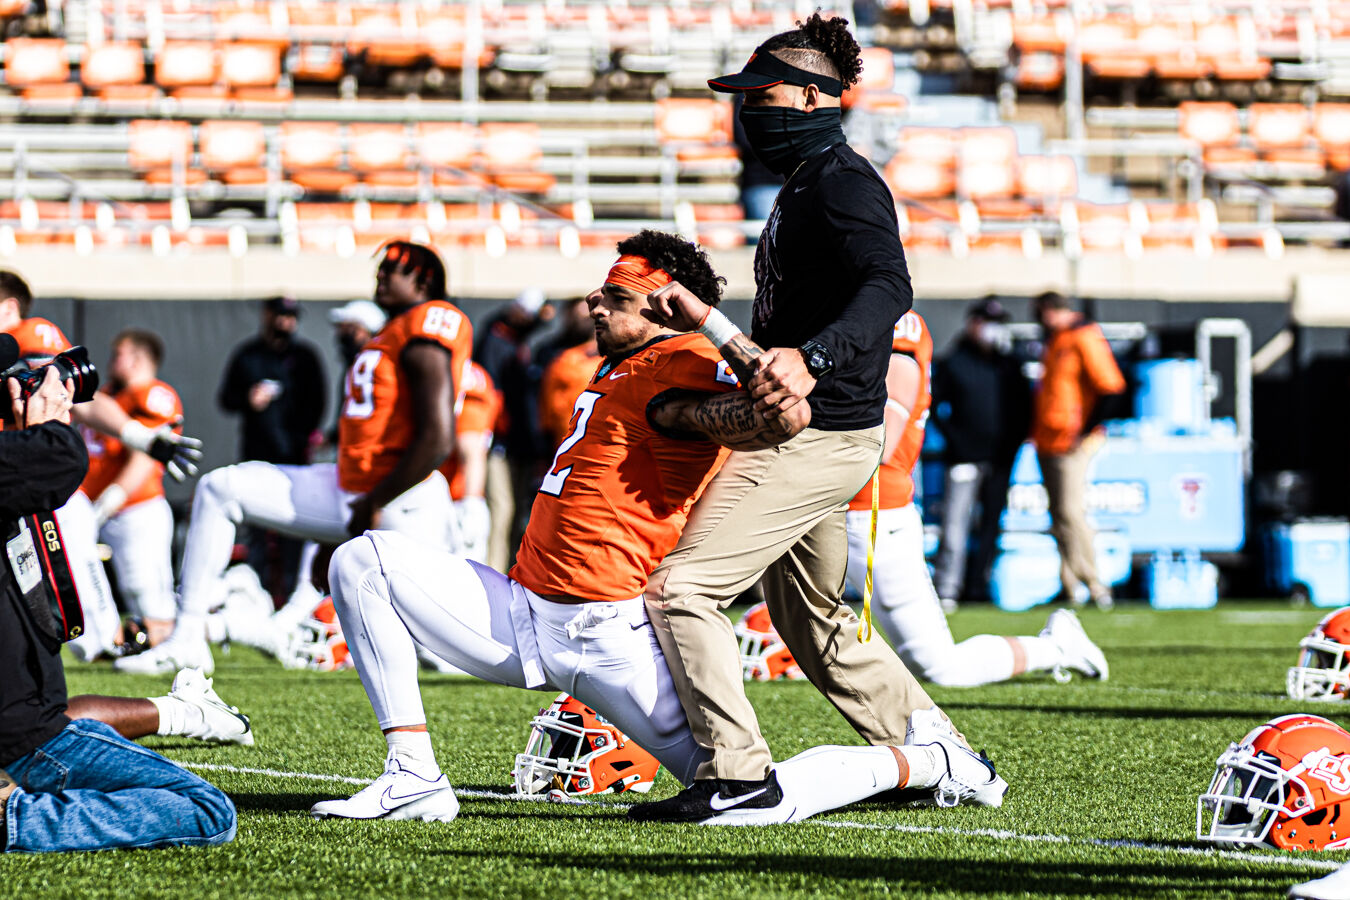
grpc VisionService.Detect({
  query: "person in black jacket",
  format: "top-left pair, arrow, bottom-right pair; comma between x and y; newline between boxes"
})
217,295 -> 327,601
632,14 -> 1004,824
932,297 -> 1031,607
0,360 -> 235,853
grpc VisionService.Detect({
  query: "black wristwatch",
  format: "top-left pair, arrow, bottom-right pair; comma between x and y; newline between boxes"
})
798,340 -> 834,379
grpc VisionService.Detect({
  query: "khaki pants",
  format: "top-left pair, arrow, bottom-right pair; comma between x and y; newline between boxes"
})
484,452 -> 513,573
1038,441 -> 1106,599
646,426 -> 950,782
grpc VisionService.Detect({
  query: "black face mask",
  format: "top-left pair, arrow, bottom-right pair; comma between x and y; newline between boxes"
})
338,333 -> 363,362
738,106 -> 846,175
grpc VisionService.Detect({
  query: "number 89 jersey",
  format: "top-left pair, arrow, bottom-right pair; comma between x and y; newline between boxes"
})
338,300 -> 472,494
510,333 -> 738,603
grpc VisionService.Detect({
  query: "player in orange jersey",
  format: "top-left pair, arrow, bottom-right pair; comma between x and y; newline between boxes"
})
118,242 -> 465,676
0,271 -> 202,661
841,311 -> 1109,687
77,330 -> 184,650
312,232 -> 1000,826
437,360 -> 499,564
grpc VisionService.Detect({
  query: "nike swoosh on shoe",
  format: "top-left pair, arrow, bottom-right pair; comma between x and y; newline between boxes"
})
380,786 -> 442,810
708,787 -> 768,811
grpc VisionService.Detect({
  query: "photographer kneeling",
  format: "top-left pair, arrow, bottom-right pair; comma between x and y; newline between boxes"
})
0,345 -> 235,853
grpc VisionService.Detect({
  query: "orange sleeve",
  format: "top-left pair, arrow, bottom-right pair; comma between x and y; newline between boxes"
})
1078,326 -> 1126,395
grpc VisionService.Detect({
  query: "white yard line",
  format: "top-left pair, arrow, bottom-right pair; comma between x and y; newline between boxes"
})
181,762 -> 1340,871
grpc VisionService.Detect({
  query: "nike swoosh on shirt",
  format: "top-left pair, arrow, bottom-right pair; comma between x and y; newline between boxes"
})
380,785 -> 441,810
708,787 -> 769,811
608,371 -> 631,380
794,185 -> 809,192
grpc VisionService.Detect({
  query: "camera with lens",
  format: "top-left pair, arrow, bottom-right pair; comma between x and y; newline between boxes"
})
1,346 -> 99,424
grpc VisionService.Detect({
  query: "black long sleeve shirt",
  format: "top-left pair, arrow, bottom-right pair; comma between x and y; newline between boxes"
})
932,338 -> 1032,465
0,422 -> 87,766
218,337 -> 326,464
750,142 -> 913,431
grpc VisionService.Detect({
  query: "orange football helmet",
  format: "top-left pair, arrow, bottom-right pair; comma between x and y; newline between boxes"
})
736,601 -> 804,682
280,596 -> 352,672
1198,714 -> 1350,851
1288,608 -> 1350,702
513,693 -> 661,798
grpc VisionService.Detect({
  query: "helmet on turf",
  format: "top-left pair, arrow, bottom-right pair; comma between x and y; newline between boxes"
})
736,601 -> 804,682
1288,608 -> 1350,702
279,596 -> 352,672
1198,714 -> 1350,851
512,693 -> 660,798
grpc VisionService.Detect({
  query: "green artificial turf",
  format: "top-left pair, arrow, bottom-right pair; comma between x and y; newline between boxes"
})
3,602 -> 1346,899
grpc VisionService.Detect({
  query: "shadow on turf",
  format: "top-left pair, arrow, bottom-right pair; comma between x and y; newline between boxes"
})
938,701 -> 1297,721
430,849 -> 1299,897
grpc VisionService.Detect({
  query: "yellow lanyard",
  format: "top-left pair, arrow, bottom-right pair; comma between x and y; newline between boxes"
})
859,469 -> 879,643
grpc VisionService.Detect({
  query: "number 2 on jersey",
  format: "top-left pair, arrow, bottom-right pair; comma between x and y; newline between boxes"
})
539,390 -> 601,497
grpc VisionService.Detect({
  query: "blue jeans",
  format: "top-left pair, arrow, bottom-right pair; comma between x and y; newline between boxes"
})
3,719 -> 236,853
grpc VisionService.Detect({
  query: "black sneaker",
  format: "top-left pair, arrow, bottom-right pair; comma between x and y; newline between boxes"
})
627,772 -> 784,824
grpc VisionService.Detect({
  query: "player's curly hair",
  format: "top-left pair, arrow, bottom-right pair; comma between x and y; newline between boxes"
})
759,12 -> 863,91
379,240 -> 447,301
616,231 -> 726,308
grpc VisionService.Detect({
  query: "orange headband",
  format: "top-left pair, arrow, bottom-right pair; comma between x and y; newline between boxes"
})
606,255 -> 672,296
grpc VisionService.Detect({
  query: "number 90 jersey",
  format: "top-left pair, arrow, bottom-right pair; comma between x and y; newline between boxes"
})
848,310 -> 932,512
511,333 -> 738,603
338,300 -> 472,494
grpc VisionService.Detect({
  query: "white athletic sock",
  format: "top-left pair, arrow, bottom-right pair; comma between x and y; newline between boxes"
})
173,614 -> 207,644
386,731 -> 439,779
1017,635 -> 1062,673
897,744 -> 944,789
150,694 -> 205,737
770,745 -> 903,823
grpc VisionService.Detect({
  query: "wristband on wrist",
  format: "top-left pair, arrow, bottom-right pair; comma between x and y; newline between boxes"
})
695,307 -> 742,348
119,420 -> 155,453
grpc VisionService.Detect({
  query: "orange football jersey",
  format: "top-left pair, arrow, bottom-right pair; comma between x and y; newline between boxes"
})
81,379 -> 183,508
439,360 -> 501,501
511,333 -> 739,603
6,316 -> 71,363
538,341 -> 601,449
849,310 -> 933,511
338,300 -> 473,494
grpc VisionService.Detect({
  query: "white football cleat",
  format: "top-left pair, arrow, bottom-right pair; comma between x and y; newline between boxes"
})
906,708 -> 1008,808
1290,862 -> 1350,900
1042,609 -> 1109,682
114,631 -> 214,676
169,667 -> 254,746
310,759 -> 460,822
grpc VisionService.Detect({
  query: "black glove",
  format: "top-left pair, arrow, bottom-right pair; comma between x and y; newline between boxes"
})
120,419 -> 203,482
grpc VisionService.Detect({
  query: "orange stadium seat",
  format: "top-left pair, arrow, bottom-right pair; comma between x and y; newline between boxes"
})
1072,202 -> 1140,254
199,119 -> 268,185
1018,155 -> 1078,203
213,4 -> 289,46
349,123 -> 416,187
1080,17 -> 1151,80
4,38 -> 79,101
288,5 -> 347,82
221,42 -> 290,102
1314,104 -> 1350,170
895,127 -> 959,165
479,123 -> 555,194
281,122 -> 357,193
844,47 -> 905,112
81,42 -> 156,102
420,8 -> 495,69
1140,201 -> 1224,253
350,5 -> 422,68
128,119 -> 205,186
884,157 -> 956,199
1248,103 -> 1322,172
294,202 -> 357,253
1013,14 -> 1068,53
1179,102 -> 1254,174
959,127 -> 1018,165
155,42 -> 218,94
416,122 -> 479,185
1197,19 -> 1271,82
1015,52 -> 1065,91
654,99 -> 736,165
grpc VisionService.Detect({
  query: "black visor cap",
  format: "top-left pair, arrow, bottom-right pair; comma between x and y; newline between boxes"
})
709,50 -> 843,97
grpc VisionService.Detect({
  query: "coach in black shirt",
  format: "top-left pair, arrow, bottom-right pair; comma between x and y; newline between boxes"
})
635,14 -> 986,822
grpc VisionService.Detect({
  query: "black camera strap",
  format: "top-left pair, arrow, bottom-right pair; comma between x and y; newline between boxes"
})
9,511 -> 84,646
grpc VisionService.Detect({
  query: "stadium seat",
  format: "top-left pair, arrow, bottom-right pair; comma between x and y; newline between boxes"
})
293,202 -> 358,254
128,119 -> 205,187
155,42 -> 219,95
281,122 -> 357,193
288,5 -> 348,82
213,4 -> 290,46
416,122 -> 479,186
4,38 -> 79,101
199,119 -> 269,185
1178,101 -> 1255,174
654,99 -> 736,165
1070,202 -> 1141,256
1018,155 -> 1078,204
420,7 -> 494,70
81,42 -> 156,102
844,47 -> 906,112
1248,103 -> 1322,173
1015,52 -> 1066,92
1139,200 -> 1224,254
1080,17 -> 1151,80
349,5 -> 422,68
221,42 -> 291,102
884,157 -> 956,199
1013,13 -> 1069,53
1314,104 -> 1350,170
479,123 -> 555,195
349,123 -> 416,187
896,127 -> 960,165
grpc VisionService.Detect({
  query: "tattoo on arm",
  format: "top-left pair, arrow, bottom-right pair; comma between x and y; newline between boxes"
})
719,333 -> 763,387
690,392 -> 794,451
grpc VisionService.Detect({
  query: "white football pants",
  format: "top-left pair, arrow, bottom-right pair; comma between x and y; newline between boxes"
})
99,495 -> 176,622
330,531 -> 901,821
177,461 -> 453,622
845,504 -> 1061,687
60,491 -> 121,661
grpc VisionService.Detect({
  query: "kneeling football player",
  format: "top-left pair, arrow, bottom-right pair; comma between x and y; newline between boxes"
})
312,231 -> 1005,825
